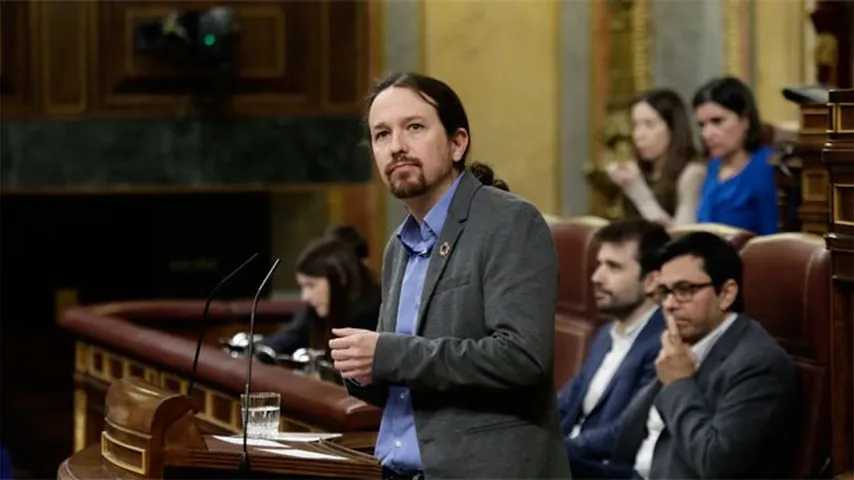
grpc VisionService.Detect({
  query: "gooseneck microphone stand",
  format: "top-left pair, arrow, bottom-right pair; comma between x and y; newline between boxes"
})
187,252 -> 260,398
239,258 -> 281,475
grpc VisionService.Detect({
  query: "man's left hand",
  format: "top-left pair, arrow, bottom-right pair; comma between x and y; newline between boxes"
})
655,316 -> 697,385
329,328 -> 379,385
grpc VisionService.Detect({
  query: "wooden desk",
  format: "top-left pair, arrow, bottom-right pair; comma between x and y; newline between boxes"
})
58,300 -> 381,451
59,444 -> 131,480
59,438 -> 382,480
58,378 -> 380,479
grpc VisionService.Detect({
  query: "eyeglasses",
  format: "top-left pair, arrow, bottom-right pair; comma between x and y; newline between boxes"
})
651,282 -> 714,304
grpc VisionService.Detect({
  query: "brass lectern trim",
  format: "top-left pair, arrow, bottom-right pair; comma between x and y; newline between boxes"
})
122,359 -> 146,381
101,430 -> 148,475
87,348 -> 110,382
73,389 -> 87,453
104,417 -> 153,440
160,372 -> 189,395
75,342 -> 88,373
197,388 -> 241,432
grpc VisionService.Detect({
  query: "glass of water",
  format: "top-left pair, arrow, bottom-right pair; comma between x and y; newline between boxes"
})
240,392 -> 281,438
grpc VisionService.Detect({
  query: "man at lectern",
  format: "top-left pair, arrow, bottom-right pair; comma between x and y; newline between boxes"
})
329,72 -> 571,479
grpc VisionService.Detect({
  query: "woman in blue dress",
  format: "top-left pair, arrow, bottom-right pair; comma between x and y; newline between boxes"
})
693,77 -> 778,234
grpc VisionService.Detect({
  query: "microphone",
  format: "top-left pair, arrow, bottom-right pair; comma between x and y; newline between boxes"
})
187,252 -> 259,398
240,258 -> 281,473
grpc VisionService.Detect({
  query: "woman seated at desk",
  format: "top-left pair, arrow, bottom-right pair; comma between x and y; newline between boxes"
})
261,227 -> 380,357
693,76 -> 779,234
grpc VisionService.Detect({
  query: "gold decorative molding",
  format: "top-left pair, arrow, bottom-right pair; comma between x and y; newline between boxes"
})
75,342 -> 89,373
200,387 -> 242,432
73,388 -> 87,453
630,0 -> 650,94
161,372 -> 189,395
101,430 -> 148,475
587,0 -> 650,218
73,342 -> 316,436
724,0 -> 751,80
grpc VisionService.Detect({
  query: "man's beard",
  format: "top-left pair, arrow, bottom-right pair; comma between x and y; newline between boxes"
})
385,155 -> 430,199
389,168 -> 428,199
595,289 -> 646,319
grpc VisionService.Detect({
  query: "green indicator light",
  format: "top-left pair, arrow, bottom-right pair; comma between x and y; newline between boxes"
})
203,34 -> 216,47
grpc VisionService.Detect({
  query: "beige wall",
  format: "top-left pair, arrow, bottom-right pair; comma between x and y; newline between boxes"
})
755,0 -> 807,126
376,0 -> 813,219
722,0 -> 808,126
422,1 -> 561,214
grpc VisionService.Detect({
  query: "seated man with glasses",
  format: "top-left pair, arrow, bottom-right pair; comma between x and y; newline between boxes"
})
557,219 -> 670,478
612,232 -> 797,479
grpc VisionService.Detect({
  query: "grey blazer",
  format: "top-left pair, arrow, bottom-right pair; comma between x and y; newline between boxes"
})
612,314 -> 797,479
347,172 -> 571,479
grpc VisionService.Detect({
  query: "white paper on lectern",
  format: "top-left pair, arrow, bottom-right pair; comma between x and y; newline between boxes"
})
212,435 -> 283,448
270,432 -> 342,442
258,447 -> 346,461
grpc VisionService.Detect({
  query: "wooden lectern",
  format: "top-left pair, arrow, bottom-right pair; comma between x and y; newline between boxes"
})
58,379 -> 381,479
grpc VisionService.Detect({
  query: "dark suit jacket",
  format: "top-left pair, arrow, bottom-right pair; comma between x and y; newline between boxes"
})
612,314 -> 797,479
557,308 -> 664,478
347,172 -> 571,479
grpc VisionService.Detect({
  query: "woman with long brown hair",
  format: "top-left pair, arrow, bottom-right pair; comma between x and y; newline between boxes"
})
607,89 -> 706,226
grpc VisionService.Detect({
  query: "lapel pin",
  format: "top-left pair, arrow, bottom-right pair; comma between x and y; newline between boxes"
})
439,241 -> 451,257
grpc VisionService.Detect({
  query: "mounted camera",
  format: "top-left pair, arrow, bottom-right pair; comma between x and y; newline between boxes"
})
134,7 -> 237,68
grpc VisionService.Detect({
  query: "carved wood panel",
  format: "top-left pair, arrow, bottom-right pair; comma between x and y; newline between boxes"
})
38,1 -> 89,115
587,0 -> 651,218
824,88 -> 854,475
797,104 -> 831,235
2,0 -> 368,118
89,1 -> 366,116
0,1 -> 37,116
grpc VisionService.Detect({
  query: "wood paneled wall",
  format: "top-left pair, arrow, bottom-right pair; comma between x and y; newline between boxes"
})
0,0 -> 369,118
825,89 -> 854,475
0,1 -> 37,116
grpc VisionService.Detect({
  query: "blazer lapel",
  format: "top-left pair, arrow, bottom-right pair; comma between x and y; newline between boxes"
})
415,172 -> 480,335
694,315 -> 748,384
382,238 -> 409,333
593,309 -> 663,413
579,332 -> 612,402
614,379 -> 662,463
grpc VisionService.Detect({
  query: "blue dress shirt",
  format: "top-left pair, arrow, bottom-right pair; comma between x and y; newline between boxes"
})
375,174 -> 463,473
697,146 -> 778,235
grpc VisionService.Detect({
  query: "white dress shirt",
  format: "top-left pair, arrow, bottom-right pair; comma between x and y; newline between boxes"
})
570,306 -> 658,438
633,313 -> 738,479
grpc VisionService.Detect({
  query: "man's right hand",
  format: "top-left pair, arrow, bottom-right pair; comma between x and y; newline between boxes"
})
329,328 -> 378,385
655,315 -> 697,386
606,161 -> 642,189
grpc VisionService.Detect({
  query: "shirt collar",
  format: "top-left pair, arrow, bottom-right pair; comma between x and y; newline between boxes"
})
611,305 -> 658,343
691,312 -> 738,365
396,172 -> 464,255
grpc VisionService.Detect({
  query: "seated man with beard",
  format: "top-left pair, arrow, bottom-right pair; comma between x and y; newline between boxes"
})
557,219 -> 670,478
